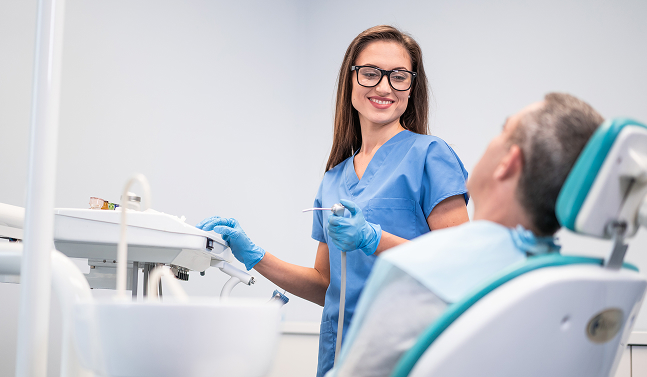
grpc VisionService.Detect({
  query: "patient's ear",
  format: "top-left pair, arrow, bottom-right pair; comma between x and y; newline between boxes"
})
494,145 -> 524,180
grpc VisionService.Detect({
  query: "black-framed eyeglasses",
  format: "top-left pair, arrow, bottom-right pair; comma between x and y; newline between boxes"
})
351,65 -> 416,91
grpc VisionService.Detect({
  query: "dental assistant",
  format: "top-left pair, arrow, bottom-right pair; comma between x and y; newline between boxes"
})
196,25 -> 470,377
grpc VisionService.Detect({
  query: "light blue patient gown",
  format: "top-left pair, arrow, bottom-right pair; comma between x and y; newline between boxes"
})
327,221 -> 560,377
311,130 -> 469,377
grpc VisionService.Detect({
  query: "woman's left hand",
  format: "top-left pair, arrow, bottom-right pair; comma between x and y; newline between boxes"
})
327,199 -> 382,255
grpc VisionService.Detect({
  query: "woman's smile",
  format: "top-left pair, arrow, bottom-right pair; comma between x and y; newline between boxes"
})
368,96 -> 395,109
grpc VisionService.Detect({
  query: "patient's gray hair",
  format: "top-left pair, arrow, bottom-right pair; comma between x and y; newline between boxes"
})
511,93 -> 603,236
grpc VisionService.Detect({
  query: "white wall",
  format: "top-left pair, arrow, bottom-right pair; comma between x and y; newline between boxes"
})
1,0 -> 647,375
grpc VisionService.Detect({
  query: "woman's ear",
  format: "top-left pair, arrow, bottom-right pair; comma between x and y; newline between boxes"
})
493,144 -> 524,181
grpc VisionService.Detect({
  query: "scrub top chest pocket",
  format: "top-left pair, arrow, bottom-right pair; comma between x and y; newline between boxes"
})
365,198 -> 417,240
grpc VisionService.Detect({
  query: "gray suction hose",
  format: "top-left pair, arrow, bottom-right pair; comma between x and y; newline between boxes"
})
302,203 -> 347,365
335,250 -> 346,365
330,203 -> 346,366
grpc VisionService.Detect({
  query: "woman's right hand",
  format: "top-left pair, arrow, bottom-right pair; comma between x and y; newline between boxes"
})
196,216 -> 265,271
327,199 -> 382,256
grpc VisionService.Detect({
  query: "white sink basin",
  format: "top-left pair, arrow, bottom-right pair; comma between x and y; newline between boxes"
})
73,298 -> 281,377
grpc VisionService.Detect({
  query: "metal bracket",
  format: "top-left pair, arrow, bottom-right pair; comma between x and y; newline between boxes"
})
605,221 -> 629,270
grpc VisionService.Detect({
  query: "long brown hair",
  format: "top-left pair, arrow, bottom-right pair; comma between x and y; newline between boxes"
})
325,25 -> 429,171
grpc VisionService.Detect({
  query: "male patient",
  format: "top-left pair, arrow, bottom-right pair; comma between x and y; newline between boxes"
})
326,93 -> 604,377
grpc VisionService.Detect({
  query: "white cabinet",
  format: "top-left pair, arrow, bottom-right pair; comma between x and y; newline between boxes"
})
614,346 -> 631,377
634,346 -> 647,376
613,345 -> 647,377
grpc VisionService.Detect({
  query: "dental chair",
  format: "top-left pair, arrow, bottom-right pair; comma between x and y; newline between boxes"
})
390,118 -> 647,377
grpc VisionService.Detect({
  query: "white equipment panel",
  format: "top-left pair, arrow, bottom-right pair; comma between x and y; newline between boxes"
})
54,208 -> 231,273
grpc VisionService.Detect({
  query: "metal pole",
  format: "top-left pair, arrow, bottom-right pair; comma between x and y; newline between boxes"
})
157,263 -> 163,298
143,263 -> 150,296
15,0 -> 66,375
132,261 -> 139,299
605,221 -> 629,270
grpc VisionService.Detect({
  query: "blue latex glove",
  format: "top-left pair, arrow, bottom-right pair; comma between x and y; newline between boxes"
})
327,199 -> 382,256
196,216 -> 265,270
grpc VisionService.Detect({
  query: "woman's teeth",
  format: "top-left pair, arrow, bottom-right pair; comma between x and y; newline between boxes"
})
370,98 -> 394,105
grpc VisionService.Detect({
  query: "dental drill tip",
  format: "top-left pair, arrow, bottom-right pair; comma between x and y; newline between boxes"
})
302,208 -> 333,212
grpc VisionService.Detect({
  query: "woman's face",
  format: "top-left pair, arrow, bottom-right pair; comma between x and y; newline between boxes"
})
351,41 -> 412,129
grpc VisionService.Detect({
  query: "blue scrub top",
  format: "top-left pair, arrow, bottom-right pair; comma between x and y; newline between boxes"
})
311,130 -> 469,377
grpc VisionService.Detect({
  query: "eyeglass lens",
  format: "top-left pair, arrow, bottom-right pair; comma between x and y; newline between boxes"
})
357,67 -> 412,91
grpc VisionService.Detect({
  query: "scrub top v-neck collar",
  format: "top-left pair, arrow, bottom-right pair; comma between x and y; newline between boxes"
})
345,130 -> 413,197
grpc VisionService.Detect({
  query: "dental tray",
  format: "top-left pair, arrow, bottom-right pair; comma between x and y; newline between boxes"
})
53,208 -> 231,272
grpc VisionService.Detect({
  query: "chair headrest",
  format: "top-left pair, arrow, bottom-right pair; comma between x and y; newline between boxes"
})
556,118 -> 647,239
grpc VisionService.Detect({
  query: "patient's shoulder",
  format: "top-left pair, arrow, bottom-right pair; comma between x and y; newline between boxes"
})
380,220 -> 526,303
386,221 -> 510,256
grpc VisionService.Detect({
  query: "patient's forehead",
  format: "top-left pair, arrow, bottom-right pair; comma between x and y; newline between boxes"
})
504,101 -> 545,134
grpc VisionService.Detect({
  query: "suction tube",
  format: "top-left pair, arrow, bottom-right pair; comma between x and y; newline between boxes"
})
116,174 -> 151,299
0,203 -> 25,229
335,251 -> 346,365
330,203 -> 346,366
1,244 -> 93,377
220,277 -> 241,300
211,261 -> 255,299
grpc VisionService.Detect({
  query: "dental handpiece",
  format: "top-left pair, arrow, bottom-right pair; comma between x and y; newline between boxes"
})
302,203 -> 345,216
